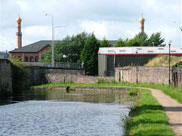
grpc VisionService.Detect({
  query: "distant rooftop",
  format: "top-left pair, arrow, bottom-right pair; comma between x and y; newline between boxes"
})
9,40 -> 116,53
9,40 -> 55,53
99,46 -> 182,55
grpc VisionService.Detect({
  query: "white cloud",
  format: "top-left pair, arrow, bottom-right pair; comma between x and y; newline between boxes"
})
23,25 -> 51,39
80,21 -> 108,39
148,25 -> 181,46
0,0 -> 181,51
0,36 -> 15,51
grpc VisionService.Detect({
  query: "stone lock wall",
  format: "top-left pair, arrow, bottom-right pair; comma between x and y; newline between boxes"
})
45,73 -> 114,84
115,66 -> 171,85
29,67 -> 86,84
0,59 -> 12,94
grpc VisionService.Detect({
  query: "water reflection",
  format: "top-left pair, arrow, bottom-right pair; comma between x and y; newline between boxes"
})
0,89 -> 133,106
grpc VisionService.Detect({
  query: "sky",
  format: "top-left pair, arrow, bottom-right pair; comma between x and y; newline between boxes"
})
0,0 -> 181,51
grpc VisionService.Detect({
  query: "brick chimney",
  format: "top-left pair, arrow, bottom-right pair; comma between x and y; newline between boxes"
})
16,16 -> 22,49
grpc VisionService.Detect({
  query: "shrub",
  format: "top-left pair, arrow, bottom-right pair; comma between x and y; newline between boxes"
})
128,89 -> 138,96
97,79 -> 106,84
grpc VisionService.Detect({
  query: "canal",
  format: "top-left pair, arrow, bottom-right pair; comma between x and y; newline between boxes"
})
0,89 -> 132,136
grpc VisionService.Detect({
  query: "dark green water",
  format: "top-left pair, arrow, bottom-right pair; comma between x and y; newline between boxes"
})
0,89 -> 133,106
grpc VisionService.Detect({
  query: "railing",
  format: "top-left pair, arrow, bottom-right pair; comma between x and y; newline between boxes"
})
24,62 -> 84,69
0,51 -> 9,59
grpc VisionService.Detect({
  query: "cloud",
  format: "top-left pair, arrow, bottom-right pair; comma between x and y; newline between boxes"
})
148,25 -> 181,46
0,0 -> 181,51
80,21 -> 108,39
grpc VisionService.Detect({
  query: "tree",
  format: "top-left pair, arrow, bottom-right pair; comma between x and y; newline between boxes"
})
148,32 -> 165,46
100,38 -> 112,47
42,32 -> 89,63
41,50 -> 51,63
114,38 -> 126,47
134,32 -> 148,46
126,38 -> 141,47
81,33 -> 100,75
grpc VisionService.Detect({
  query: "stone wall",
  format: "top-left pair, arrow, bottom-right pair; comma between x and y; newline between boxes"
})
45,73 -> 114,84
29,67 -> 86,84
115,66 -> 171,85
0,59 -> 12,95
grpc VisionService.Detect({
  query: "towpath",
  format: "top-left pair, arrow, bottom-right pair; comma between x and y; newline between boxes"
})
149,88 -> 182,136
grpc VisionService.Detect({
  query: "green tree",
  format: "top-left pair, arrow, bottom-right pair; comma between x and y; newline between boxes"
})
148,32 -> 165,46
41,50 -> 51,63
81,33 -> 100,75
100,37 -> 112,47
42,32 -> 89,63
134,32 -> 148,46
114,38 -> 126,47
126,38 -> 141,47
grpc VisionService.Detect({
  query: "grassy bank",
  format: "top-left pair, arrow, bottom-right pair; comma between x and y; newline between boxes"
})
33,82 -> 182,103
125,89 -> 174,136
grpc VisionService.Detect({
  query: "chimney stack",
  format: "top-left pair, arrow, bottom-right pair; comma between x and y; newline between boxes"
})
16,16 -> 22,49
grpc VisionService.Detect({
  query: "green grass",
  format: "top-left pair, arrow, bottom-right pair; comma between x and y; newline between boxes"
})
125,89 -> 175,136
33,82 -> 182,103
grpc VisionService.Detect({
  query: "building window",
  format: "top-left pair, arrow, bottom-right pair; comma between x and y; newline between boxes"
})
24,56 -> 28,62
30,56 -> 34,62
35,56 -> 39,62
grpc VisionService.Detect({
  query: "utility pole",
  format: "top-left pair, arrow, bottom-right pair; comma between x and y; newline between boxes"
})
168,41 -> 172,84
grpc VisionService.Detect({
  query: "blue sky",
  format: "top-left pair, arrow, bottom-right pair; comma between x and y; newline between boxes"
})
0,0 -> 181,51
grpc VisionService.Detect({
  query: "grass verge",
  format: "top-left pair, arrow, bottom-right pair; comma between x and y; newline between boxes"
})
33,82 -> 182,103
124,89 -> 175,136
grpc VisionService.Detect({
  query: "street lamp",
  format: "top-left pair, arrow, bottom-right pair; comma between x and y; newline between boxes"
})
45,13 -> 54,67
168,40 -> 172,84
136,51 -> 138,84
180,25 -> 182,47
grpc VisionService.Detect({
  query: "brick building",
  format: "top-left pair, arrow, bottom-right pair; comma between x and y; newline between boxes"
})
9,16 -> 51,62
9,40 -> 51,62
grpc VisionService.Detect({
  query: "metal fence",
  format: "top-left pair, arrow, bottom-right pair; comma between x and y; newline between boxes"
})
0,51 -> 9,59
24,62 -> 84,69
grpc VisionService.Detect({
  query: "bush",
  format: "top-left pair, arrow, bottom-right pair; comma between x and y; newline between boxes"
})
128,89 -> 138,96
97,79 -> 106,84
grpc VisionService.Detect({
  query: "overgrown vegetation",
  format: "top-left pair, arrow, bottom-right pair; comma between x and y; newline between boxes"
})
146,55 -> 182,66
10,57 -> 30,93
124,89 -> 174,136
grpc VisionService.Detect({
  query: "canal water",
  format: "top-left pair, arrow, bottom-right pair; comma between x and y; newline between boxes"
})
0,89 -> 132,136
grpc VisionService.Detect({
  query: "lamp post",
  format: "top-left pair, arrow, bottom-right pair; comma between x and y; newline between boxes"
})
136,51 -> 138,84
168,40 -> 172,84
45,14 -> 66,67
180,25 -> 182,47
45,13 -> 54,67
114,50 -> 116,68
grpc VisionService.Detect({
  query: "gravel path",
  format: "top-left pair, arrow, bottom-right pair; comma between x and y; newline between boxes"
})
149,88 -> 182,136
